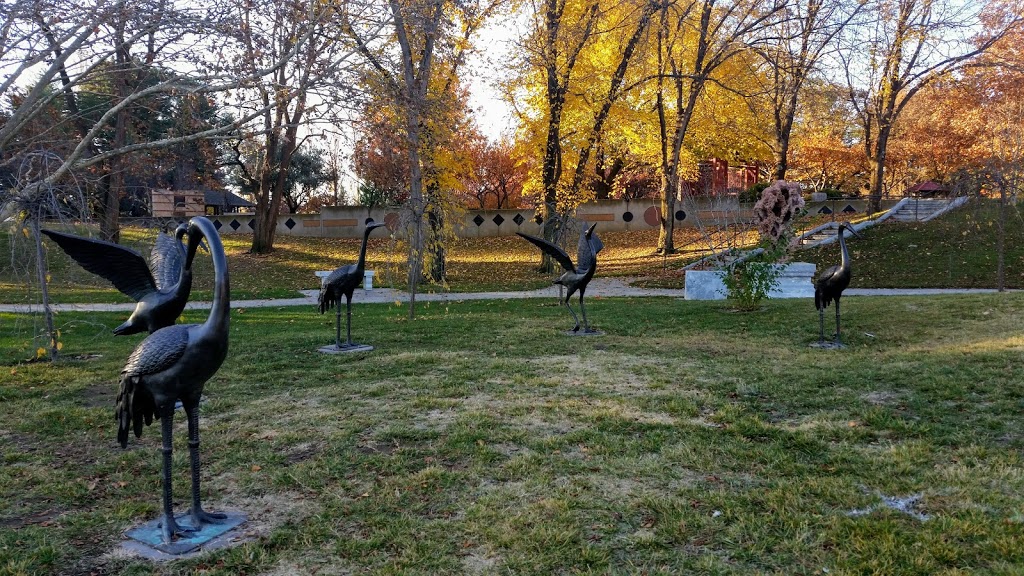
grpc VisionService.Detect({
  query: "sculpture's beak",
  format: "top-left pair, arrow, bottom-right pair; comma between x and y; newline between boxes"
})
847,226 -> 864,240
184,222 -> 205,270
369,222 -> 388,232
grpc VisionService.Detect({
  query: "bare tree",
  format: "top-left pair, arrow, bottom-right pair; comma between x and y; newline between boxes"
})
226,0 -> 366,254
837,0 -> 1022,213
754,0 -> 863,180
0,0 -> 317,240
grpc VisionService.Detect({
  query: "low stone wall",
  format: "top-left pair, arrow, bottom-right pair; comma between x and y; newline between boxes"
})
684,262 -> 818,300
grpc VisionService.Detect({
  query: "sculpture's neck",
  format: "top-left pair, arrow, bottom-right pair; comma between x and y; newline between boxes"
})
839,229 -> 850,270
356,228 -> 374,272
191,218 -> 230,336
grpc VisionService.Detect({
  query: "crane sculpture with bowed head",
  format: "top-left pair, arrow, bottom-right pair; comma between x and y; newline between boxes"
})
115,216 -> 229,543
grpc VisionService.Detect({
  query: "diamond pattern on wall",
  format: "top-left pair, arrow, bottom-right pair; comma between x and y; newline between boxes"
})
818,206 -> 833,214
229,219 -> 241,230
534,214 -> 543,224
213,220 -> 222,230
492,214 -> 505,226
473,215 -> 485,226
513,213 -> 525,226
248,219 -> 256,230
285,218 -> 296,229
842,204 -> 857,213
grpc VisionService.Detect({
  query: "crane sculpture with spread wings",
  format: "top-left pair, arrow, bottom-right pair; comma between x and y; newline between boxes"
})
517,223 -> 604,334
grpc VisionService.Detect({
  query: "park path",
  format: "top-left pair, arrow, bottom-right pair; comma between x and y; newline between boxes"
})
0,278 -> 1007,314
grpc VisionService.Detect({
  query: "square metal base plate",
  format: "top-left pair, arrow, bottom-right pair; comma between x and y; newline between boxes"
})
123,511 -> 247,557
564,329 -> 604,336
318,343 -> 374,354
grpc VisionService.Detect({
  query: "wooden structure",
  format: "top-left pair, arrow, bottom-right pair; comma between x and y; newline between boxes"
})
150,189 -> 205,218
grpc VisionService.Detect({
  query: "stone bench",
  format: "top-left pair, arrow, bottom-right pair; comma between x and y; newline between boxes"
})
684,262 -> 816,300
315,270 -> 376,291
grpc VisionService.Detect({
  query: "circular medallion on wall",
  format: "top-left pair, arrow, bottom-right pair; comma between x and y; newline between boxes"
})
643,206 -> 661,227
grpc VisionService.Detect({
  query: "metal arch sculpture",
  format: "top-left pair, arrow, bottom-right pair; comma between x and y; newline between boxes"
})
115,216 -> 229,544
317,222 -> 387,350
813,223 -> 862,347
41,225 -> 196,335
517,223 -> 604,333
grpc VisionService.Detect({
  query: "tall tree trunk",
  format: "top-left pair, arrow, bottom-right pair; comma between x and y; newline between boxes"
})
101,7 -> 131,243
997,181 -> 1006,291
867,126 -> 890,214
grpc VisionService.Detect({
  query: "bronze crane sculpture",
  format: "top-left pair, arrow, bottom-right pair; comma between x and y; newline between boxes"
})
814,223 -> 862,346
41,224 -> 197,335
318,222 -> 387,349
115,216 -> 229,543
517,223 -> 604,333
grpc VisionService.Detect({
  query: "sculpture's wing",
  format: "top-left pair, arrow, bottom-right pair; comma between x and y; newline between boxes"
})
149,230 -> 183,291
41,229 -> 157,301
117,324 -> 190,446
516,232 -> 575,272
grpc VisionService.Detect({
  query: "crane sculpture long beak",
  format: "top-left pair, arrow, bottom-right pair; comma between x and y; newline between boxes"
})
846,226 -> 864,240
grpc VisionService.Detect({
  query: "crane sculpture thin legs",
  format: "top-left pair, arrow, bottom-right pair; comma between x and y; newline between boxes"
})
159,407 -> 189,542
818,307 -> 826,344
331,296 -> 355,349
579,290 -> 594,333
834,300 -> 843,345
187,404 -> 225,527
563,297 -> 581,332
157,403 -> 225,543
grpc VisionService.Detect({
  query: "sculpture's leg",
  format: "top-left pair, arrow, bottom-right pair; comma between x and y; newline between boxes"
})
579,292 -> 593,333
563,297 -> 580,332
818,307 -> 825,344
334,300 -> 342,348
158,406 -> 193,543
186,403 -> 226,528
835,299 -> 842,345
345,296 -> 353,346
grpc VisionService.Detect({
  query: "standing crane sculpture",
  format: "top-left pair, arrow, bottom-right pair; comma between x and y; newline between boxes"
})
813,223 -> 862,347
115,216 -> 229,544
517,223 -> 604,333
318,222 -> 387,351
41,225 -> 196,335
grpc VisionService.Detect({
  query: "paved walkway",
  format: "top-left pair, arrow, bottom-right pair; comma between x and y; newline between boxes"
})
0,278 -> 1009,314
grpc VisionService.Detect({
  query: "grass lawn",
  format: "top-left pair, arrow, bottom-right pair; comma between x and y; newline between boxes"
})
2,293 -> 1024,574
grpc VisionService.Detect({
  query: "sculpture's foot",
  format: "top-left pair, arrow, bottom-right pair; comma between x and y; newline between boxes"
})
570,325 -> 580,332
190,507 -> 227,528
319,343 -> 374,354
159,514 -> 197,543
583,327 -> 600,334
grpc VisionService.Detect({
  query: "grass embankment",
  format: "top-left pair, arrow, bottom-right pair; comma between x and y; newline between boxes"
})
803,200 -> 1024,289
2,294 -> 1024,574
